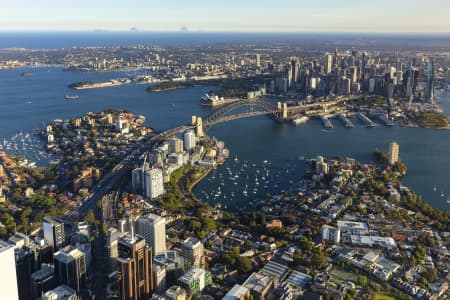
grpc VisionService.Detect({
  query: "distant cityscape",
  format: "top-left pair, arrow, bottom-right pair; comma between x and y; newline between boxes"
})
0,34 -> 449,300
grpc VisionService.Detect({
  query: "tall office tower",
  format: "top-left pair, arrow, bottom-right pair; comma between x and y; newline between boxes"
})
389,66 -> 397,80
287,66 -> 293,87
182,237 -> 204,269
107,228 -> 121,272
131,167 -> 143,194
361,52 -> 368,80
31,264 -> 56,299
0,240 -> 19,299
53,246 -> 87,292
255,53 -> 261,67
427,61 -> 434,102
291,58 -> 299,83
136,213 -> 166,254
144,168 -> 164,199
404,68 -> 415,98
153,265 -> 167,294
413,69 -> 421,95
389,142 -> 400,165
14,246 -> 35,300
183,130 -> 196,152
117,232 -> 153,300
334,48 -> 340,65
43,216 -> 66,251
323,54 -> 333,74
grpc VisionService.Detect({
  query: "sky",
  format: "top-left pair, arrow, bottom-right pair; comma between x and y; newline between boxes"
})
1,0 -> 450,33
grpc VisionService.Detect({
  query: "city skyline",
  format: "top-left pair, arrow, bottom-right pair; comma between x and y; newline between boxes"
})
2,0 -> 450,33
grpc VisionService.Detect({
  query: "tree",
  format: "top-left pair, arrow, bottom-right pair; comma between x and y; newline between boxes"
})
84,209 -> 99,229
237,256 -> 253,273
357,275 -> 368,287
311,252 -> 327,269
421,268 -> 439,283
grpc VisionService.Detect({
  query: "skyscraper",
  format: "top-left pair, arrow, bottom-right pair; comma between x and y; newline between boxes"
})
144,168 -> 164,199
182,237 -> 204,269
53,246 -> 87,292
389,142 -> 400,165
324,54 -> 333,75
14,246 -> 35,300
255,54 -> 260,67
427,61 -> 434,102
0,240 -> 19,300
43,216 -> 66,251
136,213 -> 166,254
117,232 -> 153,300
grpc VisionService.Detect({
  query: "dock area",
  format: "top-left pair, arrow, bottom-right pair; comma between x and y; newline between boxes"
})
337,114 -> 354,128
357,112 -> 376,127
321,116 -> 334,129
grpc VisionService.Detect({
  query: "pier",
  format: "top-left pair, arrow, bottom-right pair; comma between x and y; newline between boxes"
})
357,112 -> 376,127
321,116 -> 334,129
337,114 -> 354,128
373,113 -> 395,126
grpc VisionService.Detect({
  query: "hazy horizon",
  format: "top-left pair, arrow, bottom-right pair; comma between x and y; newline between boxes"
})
2,0 -> 450,33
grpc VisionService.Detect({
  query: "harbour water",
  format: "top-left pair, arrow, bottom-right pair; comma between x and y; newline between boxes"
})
0,67 -> 449,211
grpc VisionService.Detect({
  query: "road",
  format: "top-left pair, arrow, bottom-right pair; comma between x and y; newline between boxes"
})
64,124 -> 194,222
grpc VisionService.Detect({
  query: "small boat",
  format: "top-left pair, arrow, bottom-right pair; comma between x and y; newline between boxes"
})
65,95 -> 79,100
433,185 -> 437,192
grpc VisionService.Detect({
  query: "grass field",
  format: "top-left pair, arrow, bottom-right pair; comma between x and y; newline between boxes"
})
373,292 -> 396,300
330,268 -> 359,282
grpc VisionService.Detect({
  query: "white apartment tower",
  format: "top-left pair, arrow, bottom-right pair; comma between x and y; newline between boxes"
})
183,130 -> 196,152
136,213 -> 166,254
144,168 -> 164,199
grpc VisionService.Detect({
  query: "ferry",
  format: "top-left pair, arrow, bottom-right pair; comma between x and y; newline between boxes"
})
65,95 -> 79,100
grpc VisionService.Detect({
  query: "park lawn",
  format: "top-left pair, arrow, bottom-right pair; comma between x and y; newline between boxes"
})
330,268 -> 359,282
374,292 -> 396,300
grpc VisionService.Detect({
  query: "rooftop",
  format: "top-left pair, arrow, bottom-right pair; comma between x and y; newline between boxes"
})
337,220 -> 368,230
183,236 -> 201,249
0,239 -> 13,253
54,246 -> 84,264
243,272 -> 273,295
224,284 -> 250,299
178,267 -> 207,284
42,284 -> 77,299
286,270 -> 312,288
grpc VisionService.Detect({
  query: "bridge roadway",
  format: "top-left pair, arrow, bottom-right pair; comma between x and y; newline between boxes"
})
64,124 -> 193,222
203,95 -> 363,127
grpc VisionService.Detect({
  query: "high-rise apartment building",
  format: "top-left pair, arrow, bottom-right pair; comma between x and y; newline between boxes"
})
389,142 -> 400,165
43,216 -> 66,251
183,130 -> 196,152
136,213 -> 166,254
182,237 -> 204,269
144,168 -> 164,199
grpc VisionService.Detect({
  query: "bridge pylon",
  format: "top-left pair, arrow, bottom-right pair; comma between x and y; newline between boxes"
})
196,117 -> 204,138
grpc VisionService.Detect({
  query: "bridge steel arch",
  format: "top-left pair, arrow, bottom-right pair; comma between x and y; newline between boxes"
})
203,99 -> 282,129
